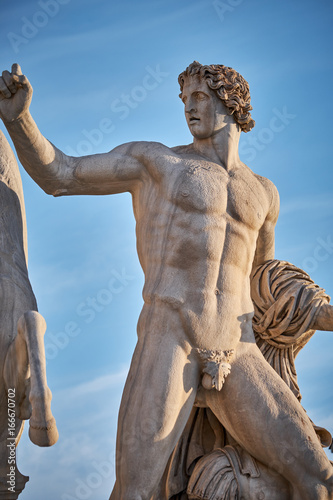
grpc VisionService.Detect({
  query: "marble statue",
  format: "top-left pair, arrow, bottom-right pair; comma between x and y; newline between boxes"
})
0,130 -> 58,499
0,61 -> 332,499
165,259 -> 333,499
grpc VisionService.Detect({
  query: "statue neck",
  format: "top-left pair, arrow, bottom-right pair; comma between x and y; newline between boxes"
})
193,125 -> 241,171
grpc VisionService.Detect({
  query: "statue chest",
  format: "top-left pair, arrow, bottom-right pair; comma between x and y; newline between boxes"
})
172,162 -> 266,231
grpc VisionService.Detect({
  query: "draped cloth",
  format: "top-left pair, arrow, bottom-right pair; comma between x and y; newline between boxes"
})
251,259 -> 329,401
155,260 -> 332,500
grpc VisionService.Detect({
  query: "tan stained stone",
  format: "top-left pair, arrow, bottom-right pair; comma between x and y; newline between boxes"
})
0,61 -> 332,499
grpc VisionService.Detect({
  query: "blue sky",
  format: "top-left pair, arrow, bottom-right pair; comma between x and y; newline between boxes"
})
0,0 -> 333,498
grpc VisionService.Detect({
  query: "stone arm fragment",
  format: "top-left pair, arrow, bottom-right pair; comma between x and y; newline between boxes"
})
0,64 -> 145,196
310,302 -> 333,332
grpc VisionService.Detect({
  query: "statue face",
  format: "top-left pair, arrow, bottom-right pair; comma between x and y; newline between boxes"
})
181,75 -> 232,139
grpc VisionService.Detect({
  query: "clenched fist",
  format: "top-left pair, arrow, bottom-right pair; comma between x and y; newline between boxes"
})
0,64 -> 32,123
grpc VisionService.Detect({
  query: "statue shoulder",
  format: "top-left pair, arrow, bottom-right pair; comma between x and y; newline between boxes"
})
112,140 -> 173,158
170,143 -> 195,155
111,141 -> 182,181
254,173 -> 280,221
239,163 -> 280,217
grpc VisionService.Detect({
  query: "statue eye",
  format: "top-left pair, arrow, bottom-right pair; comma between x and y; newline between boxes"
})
194,92 -> 207,101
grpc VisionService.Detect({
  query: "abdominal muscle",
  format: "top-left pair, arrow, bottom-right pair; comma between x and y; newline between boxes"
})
139,258 -> 255,355
135,182 -> 259,353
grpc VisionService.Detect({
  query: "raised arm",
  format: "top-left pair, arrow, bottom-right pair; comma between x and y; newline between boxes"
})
252,177 -> 280,269
310,303 -> 333,332
0,64 -> 145,196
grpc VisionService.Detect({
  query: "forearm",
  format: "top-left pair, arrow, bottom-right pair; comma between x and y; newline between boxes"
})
310,303 -> 333,332
0,65 -> 146,197
4,111 -> 73,195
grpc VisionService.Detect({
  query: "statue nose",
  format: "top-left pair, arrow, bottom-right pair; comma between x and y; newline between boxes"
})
185,104 -> 196,114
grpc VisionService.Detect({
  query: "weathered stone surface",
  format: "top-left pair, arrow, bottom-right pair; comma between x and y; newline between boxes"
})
0,130 -> 58,499
161,260 -> 332,499
0,61 -> 332,499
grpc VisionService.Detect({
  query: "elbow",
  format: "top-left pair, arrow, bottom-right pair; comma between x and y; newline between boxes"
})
40,154 -> 76,196
42,184 -> 55,196
46,185 -> 69,197
38,178 -> 69,197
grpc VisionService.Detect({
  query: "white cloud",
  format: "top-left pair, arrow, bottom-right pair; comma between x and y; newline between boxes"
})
56,367 -> 128,401
279,193 -> 333,217
16,367 -> 129,499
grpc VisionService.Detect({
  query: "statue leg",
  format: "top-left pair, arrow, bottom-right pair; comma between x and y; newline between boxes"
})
4,311 -> 58,447
204,343 -> 333,500
110,305 -> 200,500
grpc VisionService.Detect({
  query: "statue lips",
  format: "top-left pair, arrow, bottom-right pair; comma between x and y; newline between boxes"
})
189,116 -> 200,126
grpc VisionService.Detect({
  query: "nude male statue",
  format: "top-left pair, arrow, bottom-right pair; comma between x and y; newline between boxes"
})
0,61 -> 332,500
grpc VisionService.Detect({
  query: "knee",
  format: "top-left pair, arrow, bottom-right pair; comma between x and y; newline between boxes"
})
306,484 -> 333,500
17,310 -> 46,337
293,474 -> 333,500
317,475 -> 333,500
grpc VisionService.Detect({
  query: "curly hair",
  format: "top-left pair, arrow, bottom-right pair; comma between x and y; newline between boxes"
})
178,61 -> 255,133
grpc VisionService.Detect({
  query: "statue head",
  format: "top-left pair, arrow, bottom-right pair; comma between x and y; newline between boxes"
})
178,61 -> 255,133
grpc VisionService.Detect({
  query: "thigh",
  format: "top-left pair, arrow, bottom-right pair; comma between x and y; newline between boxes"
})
205,344 -> 331,484
114,305 -> 200,493
117,304 -> 198,432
